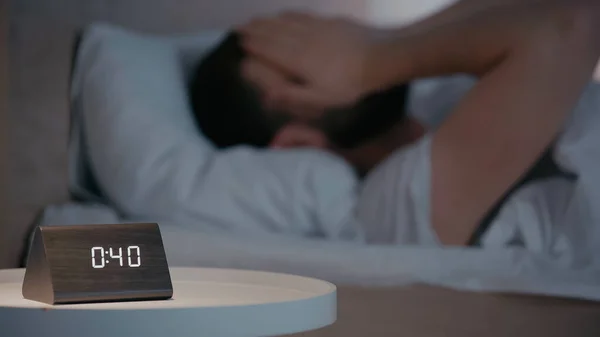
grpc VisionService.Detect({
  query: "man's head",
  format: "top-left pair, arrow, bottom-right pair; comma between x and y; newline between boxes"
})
189,33 -> 423,173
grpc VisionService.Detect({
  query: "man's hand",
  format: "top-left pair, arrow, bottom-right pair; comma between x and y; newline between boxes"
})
238,12 -> 384,111
244,1 -> 600,247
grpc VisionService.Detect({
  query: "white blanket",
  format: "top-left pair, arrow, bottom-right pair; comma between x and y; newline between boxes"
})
44,80 -> 600,300
39,202 -> 600,301
39,24 -> 600,302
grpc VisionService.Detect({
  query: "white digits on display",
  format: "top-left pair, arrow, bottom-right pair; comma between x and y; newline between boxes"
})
128,246 -> 141,268
91,247 -> 105,269
91,246 -> 142,268
109,247 -> 123,267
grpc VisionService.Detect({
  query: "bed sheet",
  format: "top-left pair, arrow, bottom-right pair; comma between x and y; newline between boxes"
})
37,203 -> 600,302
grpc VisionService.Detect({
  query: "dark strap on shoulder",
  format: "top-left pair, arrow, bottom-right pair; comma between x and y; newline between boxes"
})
69,30 -> 85,90
468,145 -> 577,246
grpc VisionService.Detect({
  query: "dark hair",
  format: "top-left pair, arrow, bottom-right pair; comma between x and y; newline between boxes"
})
189,33 -> 410,149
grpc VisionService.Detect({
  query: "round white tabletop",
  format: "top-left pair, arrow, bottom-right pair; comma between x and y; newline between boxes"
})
0,267 -> 336,337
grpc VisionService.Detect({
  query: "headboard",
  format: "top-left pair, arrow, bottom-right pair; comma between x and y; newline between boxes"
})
1,0 -> 367,269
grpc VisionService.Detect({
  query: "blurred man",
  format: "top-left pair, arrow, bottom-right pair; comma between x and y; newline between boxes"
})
238,0 -> 600,245
191,0 -> 600,246
190,33 -> 423,176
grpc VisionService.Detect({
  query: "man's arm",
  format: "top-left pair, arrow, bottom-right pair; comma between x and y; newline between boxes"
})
374,1 -> 600,244
435,10 -> 599,245
239,0 -> 600,245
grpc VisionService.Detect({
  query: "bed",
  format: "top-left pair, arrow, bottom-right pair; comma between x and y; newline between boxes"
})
2,1 -> 600,336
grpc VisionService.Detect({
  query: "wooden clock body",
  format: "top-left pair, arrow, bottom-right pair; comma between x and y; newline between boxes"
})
23,223 -> 173,305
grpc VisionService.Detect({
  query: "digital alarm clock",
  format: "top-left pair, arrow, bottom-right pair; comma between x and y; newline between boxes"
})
22,223 -> 173,305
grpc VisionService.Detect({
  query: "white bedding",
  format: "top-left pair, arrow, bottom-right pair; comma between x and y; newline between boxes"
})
39,23 -> 600,302
39,202 -> 600,301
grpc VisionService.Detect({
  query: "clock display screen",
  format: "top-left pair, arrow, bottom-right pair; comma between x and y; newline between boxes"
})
41,223 -> 172,301
91,246 -> 142,268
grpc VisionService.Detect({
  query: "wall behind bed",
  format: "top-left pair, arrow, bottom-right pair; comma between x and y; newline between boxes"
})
0,0 -> 8,268
1,0 -> 367,269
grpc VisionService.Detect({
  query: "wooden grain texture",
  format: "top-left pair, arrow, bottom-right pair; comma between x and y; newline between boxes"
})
22,223 -> 173,304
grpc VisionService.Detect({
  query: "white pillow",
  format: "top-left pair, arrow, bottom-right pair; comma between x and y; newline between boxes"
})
70,23 -> 362,241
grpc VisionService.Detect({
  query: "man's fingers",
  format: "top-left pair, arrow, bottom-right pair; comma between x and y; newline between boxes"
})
241,58 -> 289,106
239,18 -> 291,44
242,59 -> 315,115
244,57 -> 331,120
238,17 -> 313,76
242,36 -> 306,78
279,85 -> 331,120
